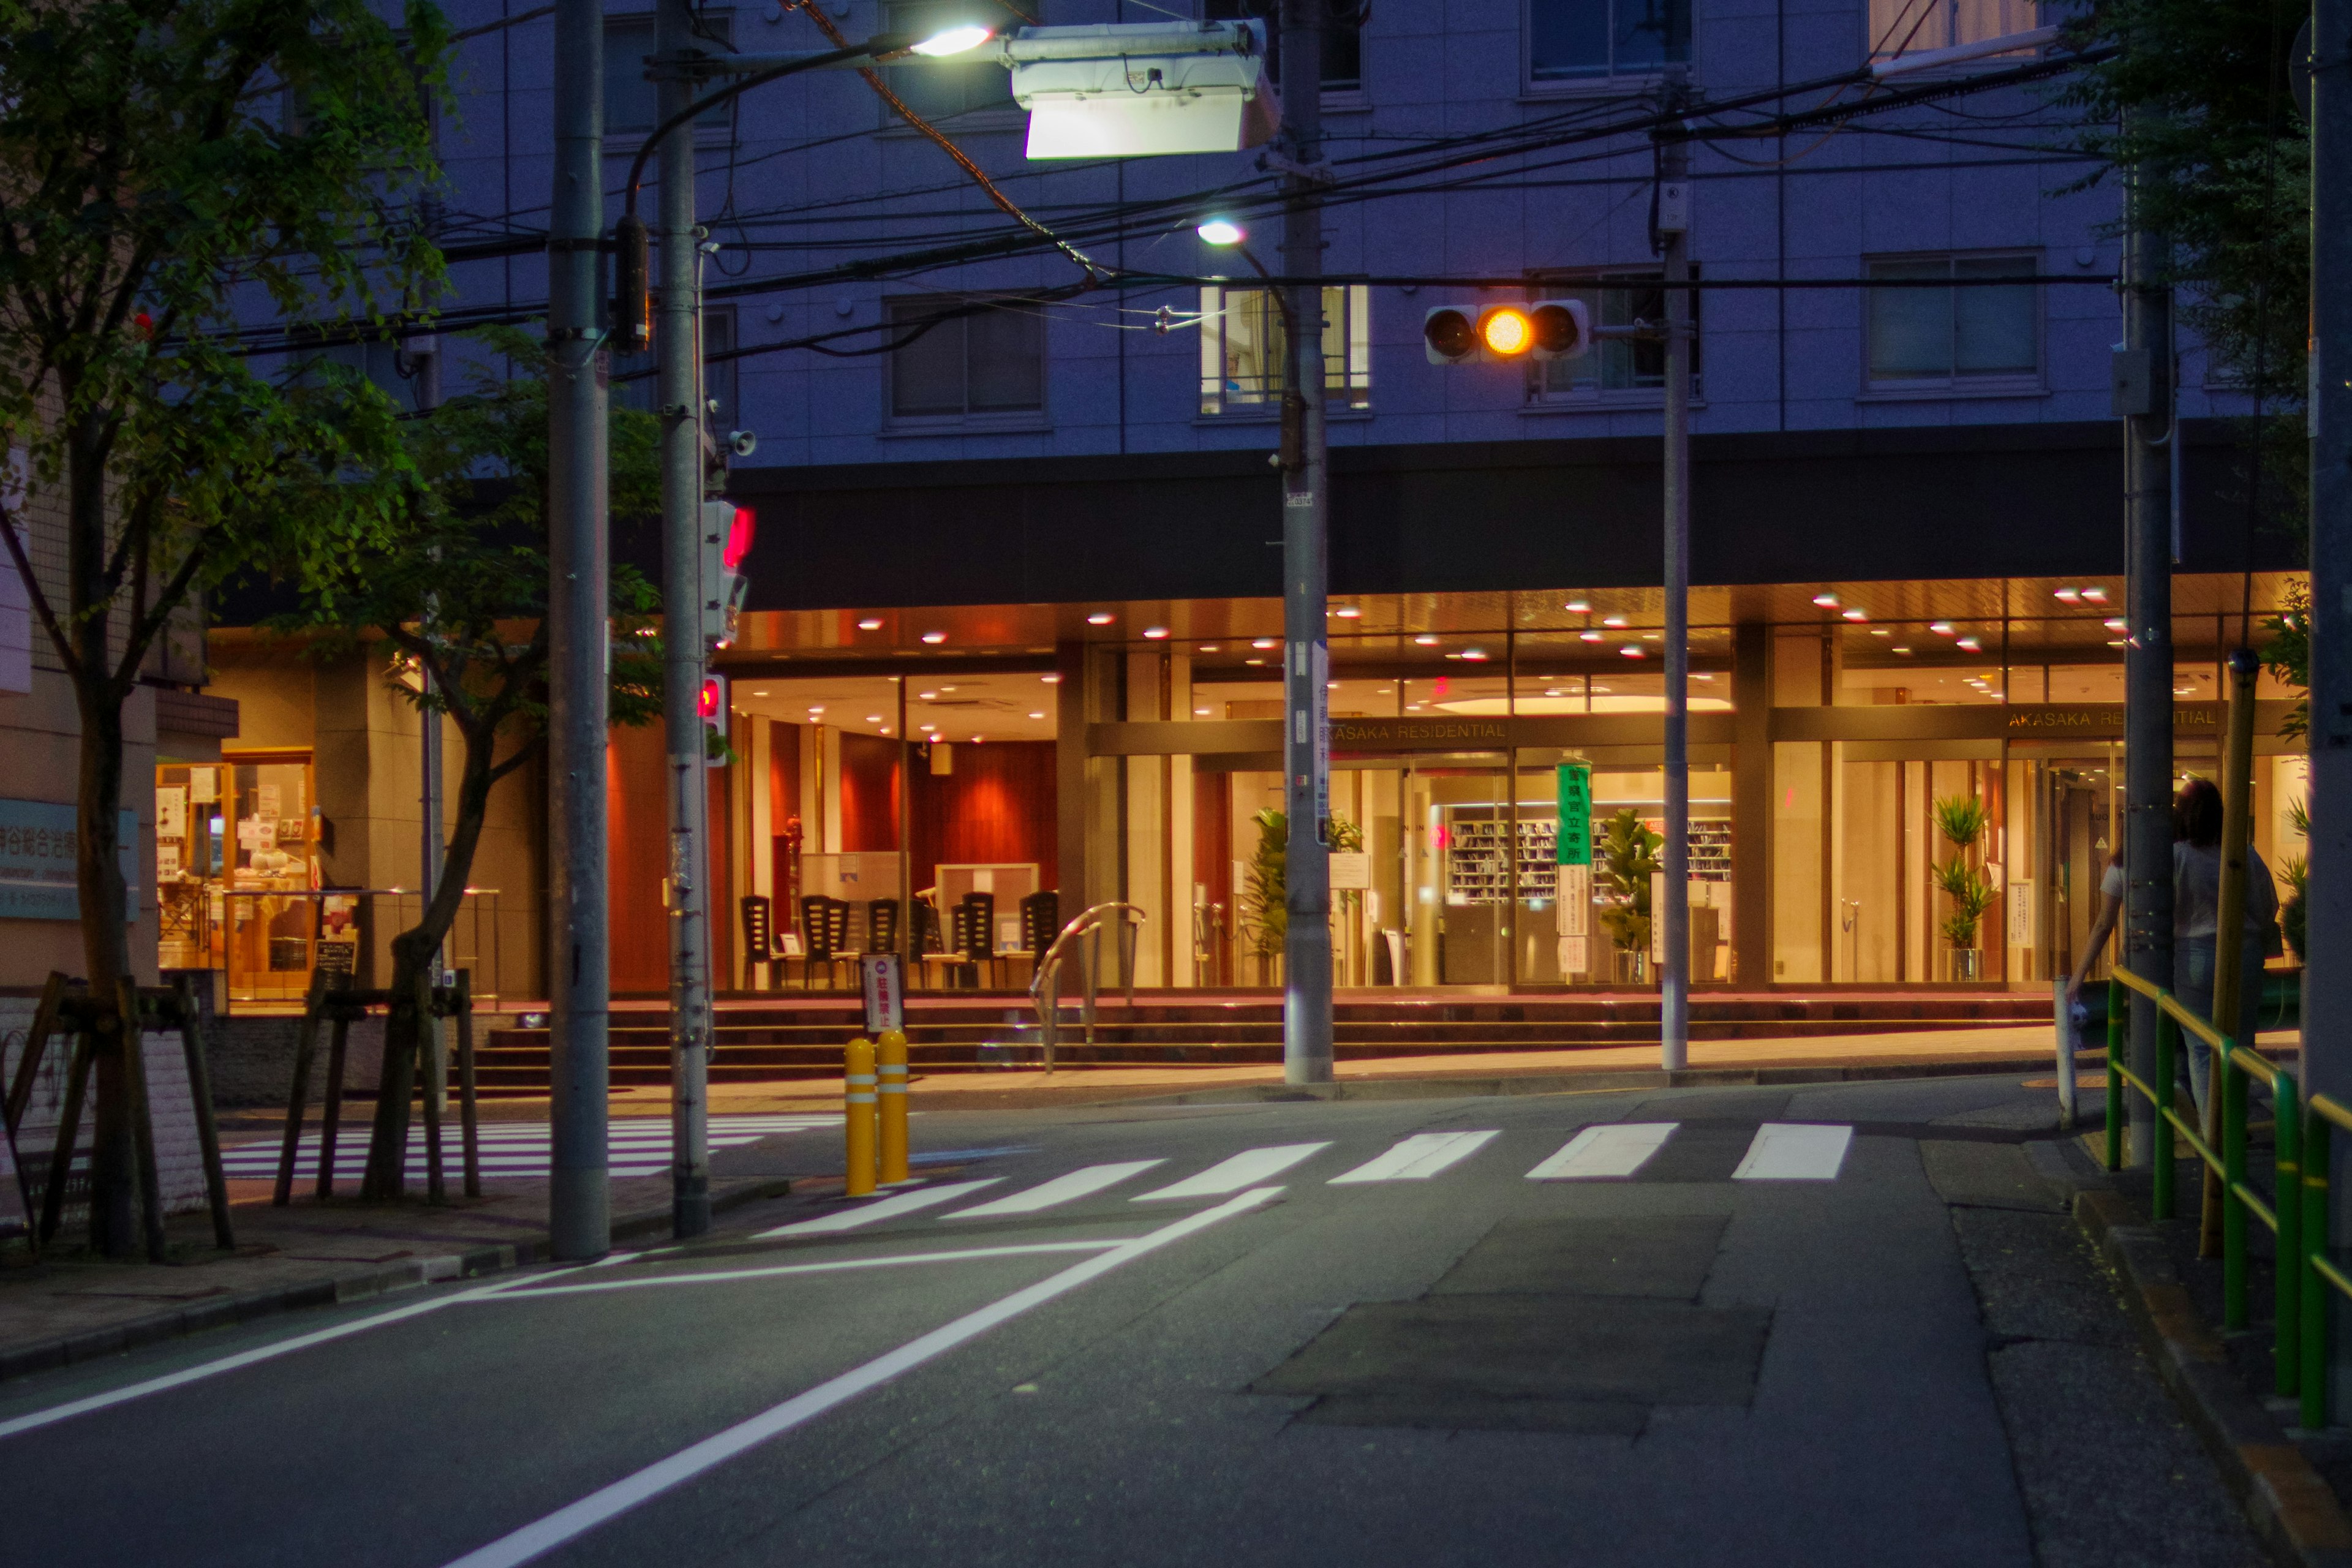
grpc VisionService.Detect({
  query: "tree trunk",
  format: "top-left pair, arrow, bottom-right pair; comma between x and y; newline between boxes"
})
360,709 -> 507,1199
68,413 -> 138,1257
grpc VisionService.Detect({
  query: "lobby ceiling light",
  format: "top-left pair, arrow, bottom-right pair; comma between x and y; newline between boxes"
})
2103,617 -> 2128,630
1620,644 -> 1644,658
1545,687 -> 1566,697
1893,646 -> 1913,655
1252,638 -> 1278,649
858,617 -> 884,630
921,630 -> 947,644
918,690 -> 939,699
1566,600 -> 1590,612
1246,657 -> 1266,666
1841,609 -> 1867,622
2081,587 -> 2109,603
971,735 -> 984,744
1414,634 -> 1440,646
1930,622 -> 1956,635
2053,587 -> 2082,604
1199,644 -> 1219,653
1870,628 -> 1891,637
1956,636 -> 1982,651
865,714 -> 881,723
808,705 -> 824,714
1035,710 -> 1050,718
1602,616 -> 1628,628
1579,630 -> 1603,643
1461,649 -> 1488,661
1041,673 -> 1063,684
1087,612 -> 1115,625
919,723 -> 936,731
1192,707 -> 1210,715
1334,606 -> 1361,619
1144,627 -> 1170,639
752,689 -> 770,697
1812,592 -> 1839,607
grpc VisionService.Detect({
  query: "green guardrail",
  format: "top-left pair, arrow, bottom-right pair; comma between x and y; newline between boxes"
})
2102,967 -> 2346,1427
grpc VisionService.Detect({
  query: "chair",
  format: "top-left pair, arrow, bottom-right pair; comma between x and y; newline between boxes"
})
799,895 -> 851,990
910,897 -> 945,991
1019,890 -> 1060,963
865,898 -> 901,957
739,894 -> 776,992
957,891 -> 999,988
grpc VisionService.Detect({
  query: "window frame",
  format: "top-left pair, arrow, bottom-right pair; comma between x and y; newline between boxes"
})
1523,0 -> 1694,96
1196,283 -> 1373,418
882,293 -> 1051,429
1520,269 -> 1701,408
603,12 -> 736,141
1860,250 -> 2043,397
1865,0 -> 2044,69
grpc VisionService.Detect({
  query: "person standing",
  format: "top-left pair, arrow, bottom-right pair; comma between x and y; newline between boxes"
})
2170,777 -> 2281,1114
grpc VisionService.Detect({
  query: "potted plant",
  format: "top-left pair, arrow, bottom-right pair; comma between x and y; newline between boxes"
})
1597,807 -> 1662,984
2282,799 -> 2309,963
1932,794 -> 1997,981
1239,808 -> 1362,985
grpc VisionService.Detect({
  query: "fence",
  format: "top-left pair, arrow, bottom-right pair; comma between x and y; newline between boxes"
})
2103,965 -> 2349,1428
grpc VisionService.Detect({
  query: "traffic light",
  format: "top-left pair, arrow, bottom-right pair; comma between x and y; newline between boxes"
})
1423,300 -> 1591,364
699,673 -> 728,766
700,500 -> 753,650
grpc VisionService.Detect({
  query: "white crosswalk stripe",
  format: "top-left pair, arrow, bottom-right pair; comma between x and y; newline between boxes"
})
1132,1143 -> 1330,1201
1526,1123 -> 1679,1180
757,1180 -> 1000,1237
1328,1131 -> 1499,1184
219,1114 -> 836,1182
944,1161 -> 1164,1218
1732,1123 -> 1853,1181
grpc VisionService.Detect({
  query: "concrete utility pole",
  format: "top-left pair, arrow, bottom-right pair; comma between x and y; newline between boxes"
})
1657,74 -> 1692,1074
2117,157 -> 2172,1172
414,337 -> 449,1124
2306,0 -> 2352,1416
546,0 -> 611,1259
1279,0 -> 1332,1085
656,0 -> 714,1240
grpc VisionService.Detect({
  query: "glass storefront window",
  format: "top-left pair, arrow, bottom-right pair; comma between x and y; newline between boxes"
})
154,762 -> 227,974
222,752 -> 321,1003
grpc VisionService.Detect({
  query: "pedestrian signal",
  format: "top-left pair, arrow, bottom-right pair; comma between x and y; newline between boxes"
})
1423,300 -> 1590,363
700,500 -> 753,650
700,673 -> 729,766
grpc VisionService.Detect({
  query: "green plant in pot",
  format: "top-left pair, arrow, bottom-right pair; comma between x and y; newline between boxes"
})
1932,794 -> 1997,979
2282,797 -> 2309,962
1597,807 -> 1662,976
1240,808 -> 1362,979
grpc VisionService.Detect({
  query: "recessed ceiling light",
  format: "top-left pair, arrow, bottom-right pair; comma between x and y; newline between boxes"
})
751,690 -> 770,696
1603,616 -> 1629,628
1812,592 -> 1839,607
1335,606 -> 1361,619
1253,638 -> 1278,649
808,706 -> 824,714
1032,710 -> 1048,719
1414,635 -> 1439,646
857,617 -> 883,630
2053,588 -> 2081,604
1620,645 -> 1644,658
1326,680 -> 1340,689
1245,657 -> 1266,666
1144,627 -> 1169,639
865,714 -> 882,722
1580,631 -> 1603,643
2082,587 -> 2109,603
1087,612 -> 1115,625
919,723 -> 935,731
2104,617 -> 2127,630
1693,673 -> 1714,681
1199,644 -> 1220,653
1193,707 -> 1211,715
1041,674 -> 1062,684
1545,687 -> 1566,697
1930,622 -> 1956,635
918,690 -> 938,699
880,728 -> 892,735
1956,636 -> 1982,651
1566,600 -> 1591,612
1461,649 -> 1488,661
971,736 -> 984,744
1406,703 -> 1423,710
921,631 -> 946,644
1842,609 -> 1867,622
1893,646 -> 1913,655
1871,628 -> 1891,637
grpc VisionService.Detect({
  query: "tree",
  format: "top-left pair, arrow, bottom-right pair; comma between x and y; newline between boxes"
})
1596,808 -> 1661,962
2061,0 -> 2307,514
277,326 -> 662,1200
0,0 -> 443,1253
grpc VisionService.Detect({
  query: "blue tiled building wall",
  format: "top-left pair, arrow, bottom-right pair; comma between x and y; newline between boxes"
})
423,0 -> 2237,472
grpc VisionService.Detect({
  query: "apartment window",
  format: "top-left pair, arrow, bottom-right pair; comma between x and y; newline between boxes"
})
611,307 -> 739,424
886,2 -> 1016,121
605,15 -> 734,136
1528,272 -> 1698,402
887,296 -> 1044,421
1865,254 -> 2037,388
1868,0 -> 2039,62
1197,285 -> 1372,416
1529,0 -> 1690,85
1204,0 -> 1364,94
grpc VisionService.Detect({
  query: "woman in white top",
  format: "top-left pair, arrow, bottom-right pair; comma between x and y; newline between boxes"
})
2171,778 -> 2280,1115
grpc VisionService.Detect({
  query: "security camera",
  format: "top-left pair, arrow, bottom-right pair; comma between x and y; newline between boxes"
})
726,429 -> 758,459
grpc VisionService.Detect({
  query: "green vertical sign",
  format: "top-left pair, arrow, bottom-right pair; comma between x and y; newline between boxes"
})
1556,763 -> 1591,865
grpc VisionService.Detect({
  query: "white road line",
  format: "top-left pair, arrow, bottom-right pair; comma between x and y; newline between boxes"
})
1526,1123 -> 1679,1180
1132,1144 -> 1331,1201
1327,1131 -> 1499,1184
754,1180 -> 1000,1237
0,1268 -> 547,1444
439,1188 -> 1283,1568
1732,1123 -> 1854,1181
473,1242 -> 1123,1298
944,1161 -> 1164,1218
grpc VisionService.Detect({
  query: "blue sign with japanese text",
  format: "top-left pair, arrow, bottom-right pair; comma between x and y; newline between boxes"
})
0,799 -> 138,922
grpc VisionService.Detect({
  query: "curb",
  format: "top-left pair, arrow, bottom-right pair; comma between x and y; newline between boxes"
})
1114,1053 -> 2088,1106
0,1177 -> 793,1386
2061,1172 -> 2352,1568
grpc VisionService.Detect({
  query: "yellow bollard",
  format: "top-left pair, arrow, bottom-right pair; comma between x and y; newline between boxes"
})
843,1036 -> 878,1197
877,1029 -> 910,1185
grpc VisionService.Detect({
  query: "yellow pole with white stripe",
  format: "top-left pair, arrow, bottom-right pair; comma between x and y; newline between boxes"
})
843,1036 -> 878,1197
876,1029 -> 910,1184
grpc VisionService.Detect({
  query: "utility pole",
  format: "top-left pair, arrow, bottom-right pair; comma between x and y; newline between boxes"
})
1657,73 -> 1692,1074
2117,154 -> 2173,1172
2306,0 -> 2352,1417
1279,0 -> 1331,1085
546,0 -> 611,1260
656,0 -> 713,1240
414,335 -> 449,1127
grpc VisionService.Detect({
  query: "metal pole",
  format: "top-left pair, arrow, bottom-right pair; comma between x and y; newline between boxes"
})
1658,76 -> 1692,1074
657,0 -> 712,1242
1280,0 -> 1332,1085
2307,0 -> 2352,1418
546,0 -> 611,1259
2119,153 -> 2173,1172
415,339 -> 448,1121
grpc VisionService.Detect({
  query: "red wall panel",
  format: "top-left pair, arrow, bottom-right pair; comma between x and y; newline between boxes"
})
606,722 -> 668,993
910,741 -> 1057,895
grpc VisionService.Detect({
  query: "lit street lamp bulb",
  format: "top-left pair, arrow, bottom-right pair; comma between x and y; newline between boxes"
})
1196,219 -> 1246,247
911,23 -> 992,55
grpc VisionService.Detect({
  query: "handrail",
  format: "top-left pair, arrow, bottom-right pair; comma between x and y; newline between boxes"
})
2111,962 -> 2234,1055
1027,902 -> 1146,1074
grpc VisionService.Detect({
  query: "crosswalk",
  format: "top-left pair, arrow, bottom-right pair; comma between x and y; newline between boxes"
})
219,1114 -> 837,1182
760,1120 -> 1859,1238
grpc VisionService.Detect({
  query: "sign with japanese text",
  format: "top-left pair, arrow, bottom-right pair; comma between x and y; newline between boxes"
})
1556,764 -> 1593,866
862,952 -> 904,1035
0,799 -> 137,922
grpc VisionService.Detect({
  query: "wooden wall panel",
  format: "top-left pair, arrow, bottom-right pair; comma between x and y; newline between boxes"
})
838,733 -> 902,852
606,722 -> 668,993
910,740 -> 1057,895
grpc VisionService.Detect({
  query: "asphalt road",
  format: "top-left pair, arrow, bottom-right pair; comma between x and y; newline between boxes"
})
0,1074 -> 2266,1566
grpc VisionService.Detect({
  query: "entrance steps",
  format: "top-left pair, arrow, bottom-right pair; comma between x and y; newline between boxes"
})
469,990 -> 2053,1094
